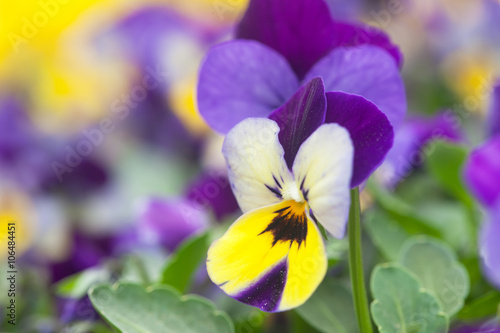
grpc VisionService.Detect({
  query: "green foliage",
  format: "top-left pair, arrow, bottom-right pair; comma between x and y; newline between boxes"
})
370,264 -> 449,333
399,237 -> 470,316
89,282 -> 234,333
160,232 -> 209,292
458,291 -> 500,320
425,141 -> 473,207
55,267 -> 110,298
365,209 -> 410,261
295,278 -> 357,333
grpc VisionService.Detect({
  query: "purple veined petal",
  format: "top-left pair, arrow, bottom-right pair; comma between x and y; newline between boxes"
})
487,81 -> 500,137
236,0 -> 339,79
463,136 -> 500,208
269,77 -> 327,168
197,40 -> 299,133
480,205 -> 500,289
334,22 -> 403,68
303,45 -> 407,131
138,198 -> 209,252
324,92 -> 394,187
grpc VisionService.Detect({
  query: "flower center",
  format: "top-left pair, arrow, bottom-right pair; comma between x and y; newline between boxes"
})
281,181 -> 305,203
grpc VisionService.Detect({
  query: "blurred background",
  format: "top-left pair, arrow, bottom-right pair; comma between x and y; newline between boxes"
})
0,0 -> 499,332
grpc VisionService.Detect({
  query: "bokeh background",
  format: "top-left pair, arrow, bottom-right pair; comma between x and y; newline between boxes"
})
0,0 -> 499,332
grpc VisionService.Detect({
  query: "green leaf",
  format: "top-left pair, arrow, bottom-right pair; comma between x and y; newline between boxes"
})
399,237 -> 470,316
458,291 -> 500,320
425,141 -> 473,207
55,267 -> 110,298
296,278 -> 358,333
414,202 -> 472,251
367,180 -> 443,238
365,209 -> 410,261
370,264 -> 449,333
160,232 -> 209,292
89,282 -> 234,333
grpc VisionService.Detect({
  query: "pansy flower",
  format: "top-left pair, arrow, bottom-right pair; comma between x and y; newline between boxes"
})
207,78 -> 394,311
198,0 -> 406,146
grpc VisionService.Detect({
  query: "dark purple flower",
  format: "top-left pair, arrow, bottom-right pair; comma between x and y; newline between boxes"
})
380,111 -> 464,186
236,0 -> 402,79
137,198 -> 209,252
198,0 -> 406,137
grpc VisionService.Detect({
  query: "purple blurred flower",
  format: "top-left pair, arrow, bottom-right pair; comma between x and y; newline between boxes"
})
185,170 -> 239,221
137,198 -> 209,252
0,98 -> 52,190
452,322 -> 500,333
50,232 -> 114,283
57,295 -> 98,324
464,135 -> 500,288
380,111 -> 464,186
198,0 -> 406,137
487,81 -> 500,138
111,6 -> 218,85
464,136 -> 500,207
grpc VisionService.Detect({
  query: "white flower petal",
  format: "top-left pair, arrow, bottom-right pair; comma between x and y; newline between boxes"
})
292,123 -> 353,238
223,118 -> 294,212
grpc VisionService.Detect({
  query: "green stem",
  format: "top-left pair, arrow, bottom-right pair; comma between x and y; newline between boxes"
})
348,187 -> 373,333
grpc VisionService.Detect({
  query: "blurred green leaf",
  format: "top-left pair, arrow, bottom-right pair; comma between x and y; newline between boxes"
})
415,202 -> 472,251
160,232 -> 209,292
399,237 -> 470,316
55,267 -> 110,298
370,263 -> 449,333
425,141 -> 473,207
367,180 -> 443,238
89,282 -> 234,333
295,278 -> 357,333
458,291 -> 500,321
365,209 -> 410,261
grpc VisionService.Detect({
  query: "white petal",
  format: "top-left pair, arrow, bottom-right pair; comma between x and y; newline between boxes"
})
222,118 -> 294,212
292,124 -> 353,238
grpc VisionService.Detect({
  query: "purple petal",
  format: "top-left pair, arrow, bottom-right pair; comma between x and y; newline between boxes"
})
335,22 -> 403,68
463,136 -> 500,207
50,232 -> 114,282
197,40 -> 299,133
379,111 -> 464,187
487,81 -> 500,137
236,0 -> 338,79
57,296 -> 98,324
304,45 -> 407,131
269,77 -> 326,168
138,198 -> 209,252
480,205 -> 500,289
325,92 -> 394,187
234,259 -> 288,312
185,170 -> 239,221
